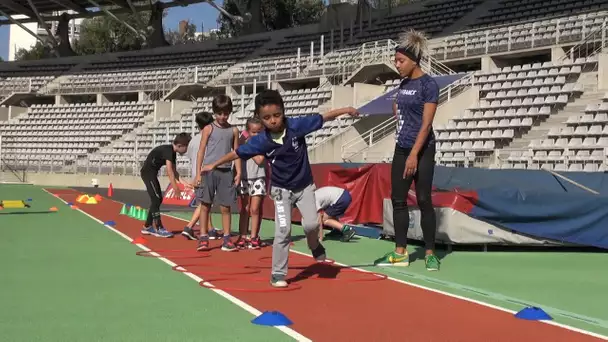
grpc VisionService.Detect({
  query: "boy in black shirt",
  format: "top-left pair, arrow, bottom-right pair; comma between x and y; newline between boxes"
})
140,133 -> 191,238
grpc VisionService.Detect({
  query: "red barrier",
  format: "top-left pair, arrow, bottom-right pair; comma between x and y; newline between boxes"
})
164,163 -> 478,226
162,183 -> 195,206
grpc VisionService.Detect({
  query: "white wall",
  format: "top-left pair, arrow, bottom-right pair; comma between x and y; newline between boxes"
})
8,15 -> 37,61
7,13 -> 82,61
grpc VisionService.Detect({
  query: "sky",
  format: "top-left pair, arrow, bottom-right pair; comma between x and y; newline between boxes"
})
0,1 -> 224,61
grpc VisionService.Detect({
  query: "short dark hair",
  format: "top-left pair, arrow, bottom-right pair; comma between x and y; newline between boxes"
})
173,132 -> 191,146
254,89 -> 284,116
212,94 -> 233,114
246,116 -> 262,131
195,111 -> 214,130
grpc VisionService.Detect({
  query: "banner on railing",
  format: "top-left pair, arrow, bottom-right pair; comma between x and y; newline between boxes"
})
163,183 -> 195,206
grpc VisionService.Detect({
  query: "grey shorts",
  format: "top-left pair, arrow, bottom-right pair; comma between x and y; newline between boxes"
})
198,168 -> 236,207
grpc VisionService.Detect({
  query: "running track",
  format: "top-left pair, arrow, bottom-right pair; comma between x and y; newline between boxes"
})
48,188 -> 606,342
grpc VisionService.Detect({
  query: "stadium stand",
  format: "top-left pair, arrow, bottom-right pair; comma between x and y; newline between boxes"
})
1,0 -> 608,184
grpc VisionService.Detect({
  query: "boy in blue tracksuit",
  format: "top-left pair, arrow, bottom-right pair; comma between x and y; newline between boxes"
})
202,89 -> 359,288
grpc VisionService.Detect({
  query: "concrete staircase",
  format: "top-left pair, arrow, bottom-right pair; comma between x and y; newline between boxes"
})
506,71 -> 602,150
508,90 -> 605,149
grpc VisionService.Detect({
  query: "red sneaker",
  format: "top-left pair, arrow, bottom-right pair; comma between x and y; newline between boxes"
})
249,236 -> 262,250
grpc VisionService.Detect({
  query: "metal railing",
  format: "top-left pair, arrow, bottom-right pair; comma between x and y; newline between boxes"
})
430,13 -> 608,61
318,39 -> 456,88
0,78 -> 32,96
38,63 -> 228,97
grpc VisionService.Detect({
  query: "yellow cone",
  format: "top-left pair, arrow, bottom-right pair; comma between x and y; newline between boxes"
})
85,197 -> 98,204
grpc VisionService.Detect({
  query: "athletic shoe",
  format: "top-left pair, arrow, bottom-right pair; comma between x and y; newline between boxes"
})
156,227 -> 174,238
221,237 -> 237,252
340,225 -> 356,242
181,227 -> 196,240
324,229 -> 343,239
196,236 -> 210,251
270,274 -> 288,288
373,251 -> 409,267
425,254 -> 440,271
311,243 -> 326,262
141,226 -> 156,235
249,236 -> 262,250
235,236 -> 248,249
208,229 -> 224,240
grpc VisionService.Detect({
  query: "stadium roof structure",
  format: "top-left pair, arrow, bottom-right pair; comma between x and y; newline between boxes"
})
0,0 -> 214,26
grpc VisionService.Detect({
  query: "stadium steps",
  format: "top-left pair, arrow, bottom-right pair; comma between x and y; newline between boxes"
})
508,77 -> 603,150
436,0 -> 495,37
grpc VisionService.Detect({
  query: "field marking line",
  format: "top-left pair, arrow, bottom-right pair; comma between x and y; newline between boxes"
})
42,189 -> 311,342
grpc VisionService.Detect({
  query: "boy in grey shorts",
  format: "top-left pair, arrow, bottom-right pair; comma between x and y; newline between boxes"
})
194,95 -> 242,252
181,111 -> 220,241
201,89 -> 359,288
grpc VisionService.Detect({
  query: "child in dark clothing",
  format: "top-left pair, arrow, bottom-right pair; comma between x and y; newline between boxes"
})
140,133 -> 192,238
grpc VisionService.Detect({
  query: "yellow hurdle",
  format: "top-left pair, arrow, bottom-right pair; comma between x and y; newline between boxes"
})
0,200 -> 29,208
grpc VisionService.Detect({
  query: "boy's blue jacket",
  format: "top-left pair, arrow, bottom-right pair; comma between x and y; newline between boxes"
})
236,114 -> 323,191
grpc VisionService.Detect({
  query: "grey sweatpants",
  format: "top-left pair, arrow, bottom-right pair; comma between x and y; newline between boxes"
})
270,183 -> 320,277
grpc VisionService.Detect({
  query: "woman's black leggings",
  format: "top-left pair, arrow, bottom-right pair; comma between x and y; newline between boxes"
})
141,173 -> 164,228
390,144 -> 437,251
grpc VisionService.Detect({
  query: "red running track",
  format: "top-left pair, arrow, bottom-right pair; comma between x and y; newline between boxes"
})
49,189 -> 604,342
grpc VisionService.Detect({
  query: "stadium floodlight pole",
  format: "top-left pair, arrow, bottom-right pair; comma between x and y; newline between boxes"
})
85,0 -> 147,41
0,8 -> 60,57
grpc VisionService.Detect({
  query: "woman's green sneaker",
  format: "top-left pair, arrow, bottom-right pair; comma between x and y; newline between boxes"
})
373,251 -> 409,266
425,254 -> 440,271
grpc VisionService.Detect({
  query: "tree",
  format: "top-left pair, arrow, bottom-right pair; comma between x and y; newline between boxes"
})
14,41 -> 54,61
73,11 -> 152,55
218,0 -> 326,38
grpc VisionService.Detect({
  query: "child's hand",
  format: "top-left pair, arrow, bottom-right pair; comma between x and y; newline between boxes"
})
343,107 -> 360,117
234,173 -> 241,187
201,164 -> 214,173
172,185 -> 181,198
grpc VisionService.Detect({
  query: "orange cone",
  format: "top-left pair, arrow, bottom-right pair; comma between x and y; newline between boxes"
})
70,205 -> 79,210
131,236 -> 148,245
49,207 -> 58,212
94,194 -> 103,201
107,183 -> 114,197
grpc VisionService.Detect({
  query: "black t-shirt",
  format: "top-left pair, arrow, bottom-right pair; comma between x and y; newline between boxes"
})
141,144 -> 176,175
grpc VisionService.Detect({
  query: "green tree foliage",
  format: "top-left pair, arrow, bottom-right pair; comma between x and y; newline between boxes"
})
218,0 -> 326,38
14,10 -> 152,61
73,11 -> 151,55
14,41 -> 55,61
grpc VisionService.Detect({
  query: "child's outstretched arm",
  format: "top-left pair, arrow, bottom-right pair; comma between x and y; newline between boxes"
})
202,135 -> 270,173
322,107 -> 359,122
